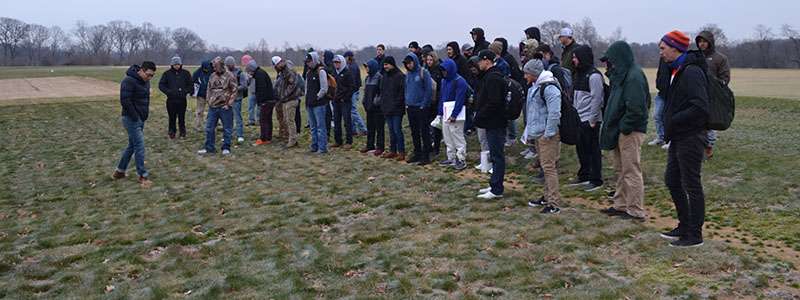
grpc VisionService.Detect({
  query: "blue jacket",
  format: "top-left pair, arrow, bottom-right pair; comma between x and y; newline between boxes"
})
438,59 -> 468,119
120,64 -> 150,122
403,52 -> 432,108
192,60 -> 212,98
495,56 -> 511,77
348,61 -> 362,88
526,73 -> 562,139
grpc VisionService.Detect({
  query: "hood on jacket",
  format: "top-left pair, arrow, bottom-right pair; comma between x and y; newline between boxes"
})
696,30 -> 716,56
308,52 -> 321,67
681,50 -> 710,73
471,27 -> 486,44
201,60 -> 212,72
285,60 -> 295,69
525,27 -> 541,42
533,70 -> 557,91
404,52 -> 421,72
447,41 -> 462,58
323,50 -> 334,67
384,56 -> 397,68
334,55 -> 347,74
494,37 -> 510,56
426,50 -> 440,70
212,56 -> 225,74
573,45 -> 594,73
245,59 -> 258,75
126,64 -> 144,82
365,59 -> 379,77
603,41 -> 635,84
440,59 -> 458,82
523,39 -> 539,60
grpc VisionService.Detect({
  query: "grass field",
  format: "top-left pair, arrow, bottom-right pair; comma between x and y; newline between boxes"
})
0,66 -> 798,299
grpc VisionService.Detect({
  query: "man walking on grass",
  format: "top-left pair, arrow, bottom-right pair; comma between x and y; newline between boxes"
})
158,55 -> 192,140
198,57 -> 237,155
112,61 -> 156,185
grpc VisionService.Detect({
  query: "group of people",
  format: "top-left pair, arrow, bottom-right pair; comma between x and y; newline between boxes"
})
112,25 -> 730,249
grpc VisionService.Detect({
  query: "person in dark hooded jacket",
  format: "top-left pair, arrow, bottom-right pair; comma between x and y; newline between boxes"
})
192,60 -> 213,132
331,55 -> 356,148
474,50 -> 507,199
360,59 -> 385,155
304,52 -> 329,153
403,52 -> 433,165
112,62 -> 156,185
159,55 -> 193,139
470,27 -> 491,55
380,56 -> 406,161
696,30 -> 730,160
570,45 -> 605,192
658,30 -> 709,248
494,37 -> 524,84
424,50 -> 444,157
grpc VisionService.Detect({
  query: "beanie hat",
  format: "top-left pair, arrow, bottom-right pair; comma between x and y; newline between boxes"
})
245,59 -> 258,75
662,30 -> 690,52
488,41 -> 503,56
408,41 -> 419,49
224,56 -> 235,66
272,56 -> 282,66
383,56 -> 397,67
171,55 -> 182,65
523,59 -> 544,76
241,54 -> 252,67
343,50 -> 354,57
477,49 -> 495,61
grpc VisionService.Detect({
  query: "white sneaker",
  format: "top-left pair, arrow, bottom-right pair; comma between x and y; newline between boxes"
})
197,149 -> 208,154
475,164 -> 483,169
237,137 -> 245,143
661,142 -> 670,149
524,152 -> 538,159
520,148 -> 531,156
477,190 -> 502,199
222,149 -> 231,155
647,137 -> 664,147
479,187 -> 492,194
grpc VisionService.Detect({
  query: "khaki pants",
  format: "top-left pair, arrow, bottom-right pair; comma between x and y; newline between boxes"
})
442,120 -> 467,161
276,101 -> 287,139
195,96 -> 207,132
611,131 -> 646,218
535,132 -> 561,207
283,100 -> 299,145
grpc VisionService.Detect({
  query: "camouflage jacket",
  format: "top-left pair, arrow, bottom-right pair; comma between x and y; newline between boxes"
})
206,70 -> 238,108
277,66 -> 301,102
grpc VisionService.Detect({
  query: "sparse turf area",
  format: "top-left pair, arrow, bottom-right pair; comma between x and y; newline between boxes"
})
0,66 -> 798,299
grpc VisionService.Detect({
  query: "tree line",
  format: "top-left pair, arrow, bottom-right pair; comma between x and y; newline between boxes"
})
1,16 -> 799,68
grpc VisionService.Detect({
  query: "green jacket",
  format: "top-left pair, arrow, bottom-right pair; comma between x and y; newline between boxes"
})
599,41 -> 650,150
560,40 -> 578,73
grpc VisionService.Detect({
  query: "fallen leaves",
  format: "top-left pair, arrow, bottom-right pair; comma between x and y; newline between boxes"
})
218,208 -> 226,215
344,269 -> 364,278
281,243 -> 291,250
543,255 -> 562,264
539,293 -> 554,299
104,285 -> 115,294
452,271 -> 460,281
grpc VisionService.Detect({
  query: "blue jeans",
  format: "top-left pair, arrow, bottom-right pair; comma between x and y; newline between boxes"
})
205,107 -> 233,152
506,119 -> 517,140
486,128 -> 506,195
307,105 -> 328,153
385,114 -> 405,153
350,90 -> 367,133
116,116 -> 147,178
653,94 -> 665,140
333,100 -> 353,145
233,100 -> 244,138
707,130 -> 716,148
247,94 -> 260,124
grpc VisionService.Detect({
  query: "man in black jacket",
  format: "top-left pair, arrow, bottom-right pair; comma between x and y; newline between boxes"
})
658,30 -> 709,248
331,55 -> 356,148
246,59 -> 277,146
159,55 -> 193,140
112,61 -> 156,185
474,50 -> 506,199
470,27 -> 491,55
380,56 -> 407,161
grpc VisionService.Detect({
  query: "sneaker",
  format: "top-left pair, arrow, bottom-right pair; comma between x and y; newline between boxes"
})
359,148 -> 370,153
503,139 -> 515,147
373,150 -> 383,156
479,187 -> 492,194
139,177 -> 152,185
647,137 -> 665,147
395,153 -> 405,161
669,238 -> 704,248
438,159 -> 455,167
430,150 -> 440,157
531,170 -> 545,179
465,129 -> 475,136
417,159 -> 430,166
169,135 -> 175,140
111,171 -> 126,180
453,160 -> 466,170
520,148 -> 531,156
524,152 -> 538,159
566,178 -> 590,186
179,136 -> 186,140
660,227 -> 684,240
606,190 -> 616,198
477,190 -> 502,199
620,212 -> 645,222
599,207 -> 626,216
222,149 -> 231,155
197,149 -> 209,154
527,196 -> 548,207
532,176 -> 545,184
237,137 -> 245,143
343,144 -> 352,150
581,183 -> 603,192
406,156 -> 420,163
382,152 -> 396,159
661,142 -> 670,149
539,205 -> 560,214
285,143 -> 298,148
330,143 -> 342,148
253,139 -> 270,146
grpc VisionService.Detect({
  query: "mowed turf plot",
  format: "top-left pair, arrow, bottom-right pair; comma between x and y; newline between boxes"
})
0,66 -> 798,298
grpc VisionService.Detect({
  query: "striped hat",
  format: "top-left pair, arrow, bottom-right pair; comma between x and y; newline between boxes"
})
661,30 -> 690,52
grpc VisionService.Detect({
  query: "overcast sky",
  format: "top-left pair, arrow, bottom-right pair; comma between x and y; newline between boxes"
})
5,0 -> 798,50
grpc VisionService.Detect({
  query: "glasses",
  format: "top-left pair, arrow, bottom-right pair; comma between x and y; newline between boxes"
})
144,73 -> 156,79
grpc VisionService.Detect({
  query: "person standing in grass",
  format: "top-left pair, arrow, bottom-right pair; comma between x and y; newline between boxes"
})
304,52 -> 330,154
402,52 -> 433,166
696,30 -> 730,160
158,55 -> 192,140
112,61 -> 156,185
331,55 -> 357,149
273,56 -> 302,148
225,56 -> 248,143
522,59 -> 562,214
359,59 -> 385,156
192,60 -> 213,132
568,45 -> 605,192
659,30 -> 709,248
380,56 -> 406,161
597,41 -> 650,222
247,59 -> 277,147
437,58 -> 469,170
198,57 -> 237,155
474,50 -> 506,199
345,51 -> 367,137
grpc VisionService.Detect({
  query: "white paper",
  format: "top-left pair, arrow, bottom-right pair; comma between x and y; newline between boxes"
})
443,101 -> 466,121
193,84 -> 200,97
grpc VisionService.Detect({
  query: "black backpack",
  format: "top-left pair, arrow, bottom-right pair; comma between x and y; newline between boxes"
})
705,74 -> 735,130
502,76 -> 525,120
539,81 -> 581,145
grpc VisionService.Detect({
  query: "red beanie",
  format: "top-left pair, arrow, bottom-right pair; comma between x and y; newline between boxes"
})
662,30 -> 690,52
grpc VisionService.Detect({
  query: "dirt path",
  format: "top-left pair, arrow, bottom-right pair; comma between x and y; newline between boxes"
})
0,76 -> 119,100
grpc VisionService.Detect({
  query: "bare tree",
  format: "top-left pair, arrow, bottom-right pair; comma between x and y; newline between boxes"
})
71,20 -> 91,54
107,20 -> 132,61
124,25 -> 142,63
753,24 -> 774,67
172,27 -> 205,62
782,24 -> 800,68
539,19 -> 570,54
0,17 -> 30,62
87,24 -> 110,55
23,24 -> 50,65
139,22 -> 171,62
49,26 -> 67,59
572,17 -> 600,49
